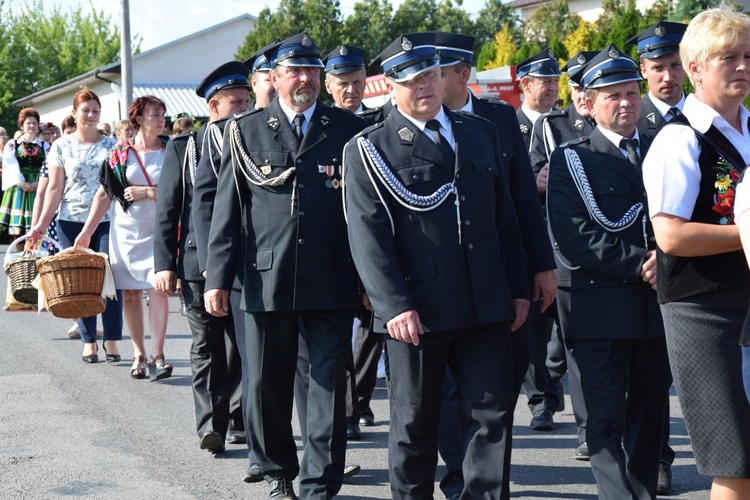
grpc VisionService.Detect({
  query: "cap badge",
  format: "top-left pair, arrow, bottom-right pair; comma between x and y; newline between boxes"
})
267,116 -> 280,131
320,115 -> 330,127
401,36 -> 413,52
302,35 -> 312,48
577,53 -> 586,65
340,46 -> 348,56
608,47 -> 620,59
655,24 -> 666,37
547,48 -> 555,59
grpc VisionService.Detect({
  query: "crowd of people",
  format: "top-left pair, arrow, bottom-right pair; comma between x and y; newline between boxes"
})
3,4 -> 750,500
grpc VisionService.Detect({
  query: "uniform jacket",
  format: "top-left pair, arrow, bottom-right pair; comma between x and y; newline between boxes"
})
471,94 -> 555,275
153,130 -> 202,282
516,107 -> 535,151
636,93 -> 669,140
193,117 -> 231,275
547,128 -> 664,339
359,100 -> 394,126
343,107 -> 528,334
205,98 -> 366,312
529,105 -> 596,286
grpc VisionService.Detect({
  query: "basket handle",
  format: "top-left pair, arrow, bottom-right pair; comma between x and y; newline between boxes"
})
4,235 -> 61,264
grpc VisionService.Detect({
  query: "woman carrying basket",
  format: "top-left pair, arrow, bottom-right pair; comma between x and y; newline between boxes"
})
74,96 -> 172,381
29,90 -> 123,364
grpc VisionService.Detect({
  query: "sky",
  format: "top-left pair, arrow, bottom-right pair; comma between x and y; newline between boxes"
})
51,0 -> 489,52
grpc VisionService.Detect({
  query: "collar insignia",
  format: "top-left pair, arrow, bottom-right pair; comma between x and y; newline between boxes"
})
268,115 -> 280,131
520,123 -> 530,135
397,126 -> 414,143
574,119 -> 584,130
647,112 -> 657,125
320,115 -> 330,127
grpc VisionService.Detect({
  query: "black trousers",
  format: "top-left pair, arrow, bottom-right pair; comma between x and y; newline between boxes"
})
574,337 -> 670,500
388,322 -> 513,500
185,281 -> 248,456
346,318 -> 384,423
245,309 -> 353,499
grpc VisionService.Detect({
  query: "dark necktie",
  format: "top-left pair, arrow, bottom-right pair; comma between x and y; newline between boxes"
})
667,107 -> 680,121
620,138 -> 640,168
293,113 -> 305,141
425,119 -> 455,163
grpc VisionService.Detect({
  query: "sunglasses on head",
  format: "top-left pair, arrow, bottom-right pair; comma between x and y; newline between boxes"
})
170,112 -> 193,123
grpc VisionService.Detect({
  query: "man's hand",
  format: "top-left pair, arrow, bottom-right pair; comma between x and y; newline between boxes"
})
154,270 -> 177,294
640,249 -> 657,290
510,298 -> 530,332
204,288 -> 230,317
536,164 -> 549,193
386,309 -> 423,346
533,269 -> 557,313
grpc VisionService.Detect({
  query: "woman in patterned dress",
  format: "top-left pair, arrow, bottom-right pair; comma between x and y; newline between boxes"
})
1,108 -> 48,235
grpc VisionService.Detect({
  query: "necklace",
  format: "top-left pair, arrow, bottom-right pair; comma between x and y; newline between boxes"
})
18,140 -> 41,158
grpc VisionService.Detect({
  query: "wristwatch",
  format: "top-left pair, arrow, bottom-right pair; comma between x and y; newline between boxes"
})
146,187 -> 154,199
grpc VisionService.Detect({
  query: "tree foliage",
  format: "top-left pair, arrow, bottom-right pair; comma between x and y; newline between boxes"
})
0,0 -> 129,131
523,0 -> 581,47
341,0 -> 393,72
486,26 -> 517,69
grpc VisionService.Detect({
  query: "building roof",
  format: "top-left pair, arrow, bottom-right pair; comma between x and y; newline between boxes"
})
12,14 -> 256,107
132,83 -> 208,118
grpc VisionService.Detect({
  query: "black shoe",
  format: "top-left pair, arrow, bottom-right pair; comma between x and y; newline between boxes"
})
530,410 -> 555,431
227,430 -> 246,445
199,431 -> 225,454
102,342 -> 121,363
243,463 -> 263,483
657,461 -> 672,495
555,381 -> 565,412
343,464 -> 361,478
575,442 -> 590,461
269,477 -> 296,499
82,343 -> 98,364
359,415 -> 375,426
347,424 -> 362,440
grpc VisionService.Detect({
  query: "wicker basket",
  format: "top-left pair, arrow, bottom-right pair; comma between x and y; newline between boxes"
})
36,250 -> 107,319
3,235 -> 58,305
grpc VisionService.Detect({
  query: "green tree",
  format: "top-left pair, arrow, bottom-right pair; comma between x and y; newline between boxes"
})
235,0 -> 344,61
0,0 -> 128,131
670,0 -> 721,22
486,25 -> 517,69
523,0 -> 580,47
475,0 -> 521,50
563,18 -> 595,58
389,0 -> 440,36
341,0 -> 393,73
593,0 -> 643,59
476,41 -> 496,71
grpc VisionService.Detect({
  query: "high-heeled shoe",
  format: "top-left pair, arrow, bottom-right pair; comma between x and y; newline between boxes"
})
148,354 -> 173,381
102,341 -> 121,363
130,355 -> 146,379
82,343 -> 98,364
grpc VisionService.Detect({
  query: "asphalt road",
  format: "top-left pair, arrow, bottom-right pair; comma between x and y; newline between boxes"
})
0,245 -> 712,499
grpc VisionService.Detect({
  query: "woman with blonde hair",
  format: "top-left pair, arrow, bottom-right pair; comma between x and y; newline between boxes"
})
643,5 -> 750,499
75,96 -> 172,381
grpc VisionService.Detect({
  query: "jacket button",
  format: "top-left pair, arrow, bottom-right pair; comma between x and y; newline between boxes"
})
404,276 -> 411,283
467,243 -> 474,250
590,280 -> 595,284
412,174 -> 419,180
252,263 -> 257,269
299,211 -> 305,217
297,159 -> 303,164
298,239 -> 305,245
456,173 -> 461,179
298,183 -> 304,189
460,195 -> 466,201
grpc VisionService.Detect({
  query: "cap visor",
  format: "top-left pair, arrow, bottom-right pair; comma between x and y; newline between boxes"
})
389,59 -> 440,83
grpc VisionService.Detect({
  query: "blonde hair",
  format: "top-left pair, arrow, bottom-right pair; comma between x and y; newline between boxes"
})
681,3 -> 750,84
171,117 -> 195,136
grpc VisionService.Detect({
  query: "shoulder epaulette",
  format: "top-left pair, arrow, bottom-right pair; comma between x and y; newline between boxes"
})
559,135 -> 588,148
232,107 -> 263,121
453,110 -> 493,126
478,95 -> 511,107
354,121 -> 384,139
542,109 -> 569,120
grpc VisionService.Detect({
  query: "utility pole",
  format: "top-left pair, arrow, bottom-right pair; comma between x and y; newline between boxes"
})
120,0 -> 133,117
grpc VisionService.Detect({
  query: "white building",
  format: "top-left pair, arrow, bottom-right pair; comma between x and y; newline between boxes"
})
13,14 -> 256,128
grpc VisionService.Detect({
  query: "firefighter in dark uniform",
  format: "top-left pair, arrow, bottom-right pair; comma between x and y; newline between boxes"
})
434,30 -> 556,499
153,61 -> 261,482
626,20 -> 688,495
547,45 -> 671,500
343,32 -> 529,499
203,32 -> 366,500
528,50 -> 599,461
515,48 -> 562,150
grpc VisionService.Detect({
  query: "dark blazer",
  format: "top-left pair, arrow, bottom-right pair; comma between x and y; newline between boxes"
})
471,94 -> 555,275
343,107 -> 529,333
516,107 -> 535,151
153,130 -> 202,282
547,128 -> 663,339
636,92 -> 675,140
205,98 -> 366,312
358,100 -> 394,126
529,105 -> 596,178
192,118 -> 230,275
